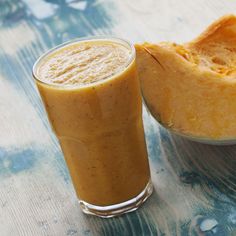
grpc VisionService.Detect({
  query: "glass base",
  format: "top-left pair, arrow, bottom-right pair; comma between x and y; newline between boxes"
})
79,179 -> 153,218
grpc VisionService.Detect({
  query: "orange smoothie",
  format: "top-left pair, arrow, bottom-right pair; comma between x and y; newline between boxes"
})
33,38 -> 152,213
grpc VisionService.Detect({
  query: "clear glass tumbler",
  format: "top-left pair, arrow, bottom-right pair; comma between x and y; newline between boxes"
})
33,37 -> 153,218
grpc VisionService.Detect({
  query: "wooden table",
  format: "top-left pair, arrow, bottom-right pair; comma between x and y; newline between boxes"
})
0,0 -> 236,235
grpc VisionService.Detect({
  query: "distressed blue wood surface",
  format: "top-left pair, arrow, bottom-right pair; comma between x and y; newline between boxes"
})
0,0 -> 236,235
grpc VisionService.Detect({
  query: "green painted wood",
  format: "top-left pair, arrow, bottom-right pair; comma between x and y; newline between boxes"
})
0,0 -> 235,235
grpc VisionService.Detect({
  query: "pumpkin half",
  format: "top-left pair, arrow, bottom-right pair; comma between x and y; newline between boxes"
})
136,15 -> 236,140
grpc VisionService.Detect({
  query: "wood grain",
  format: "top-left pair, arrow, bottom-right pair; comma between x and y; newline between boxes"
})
0,0 -> 236,235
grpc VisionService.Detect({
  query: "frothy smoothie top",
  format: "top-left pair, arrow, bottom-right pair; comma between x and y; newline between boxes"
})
37,41 -> 131,86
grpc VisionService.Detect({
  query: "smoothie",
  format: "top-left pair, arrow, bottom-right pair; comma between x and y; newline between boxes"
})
33,38 -> 152,214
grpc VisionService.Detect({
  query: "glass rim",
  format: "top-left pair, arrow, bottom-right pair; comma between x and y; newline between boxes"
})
32,36 -> 136,90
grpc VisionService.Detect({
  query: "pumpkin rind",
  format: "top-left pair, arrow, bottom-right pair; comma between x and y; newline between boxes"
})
136,15 -> 236,139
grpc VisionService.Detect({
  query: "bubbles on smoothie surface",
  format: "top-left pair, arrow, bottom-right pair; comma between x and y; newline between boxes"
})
38,41 -> 131,86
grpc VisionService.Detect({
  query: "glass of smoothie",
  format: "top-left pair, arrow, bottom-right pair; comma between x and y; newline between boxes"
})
33,37 -> 153,218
